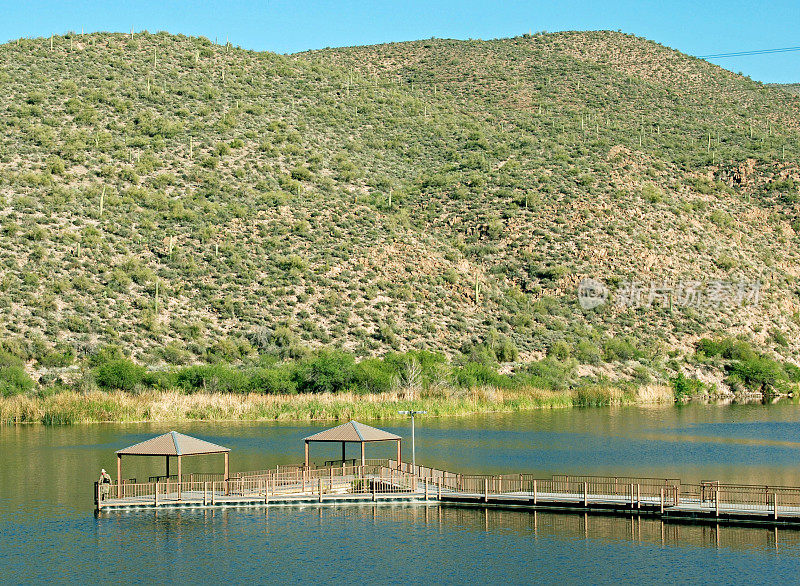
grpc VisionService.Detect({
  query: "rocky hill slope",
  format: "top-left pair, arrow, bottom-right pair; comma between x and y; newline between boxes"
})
1,31 -> 799,383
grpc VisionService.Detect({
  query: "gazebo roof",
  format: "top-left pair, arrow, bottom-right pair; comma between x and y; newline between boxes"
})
304,421 -> 401,443
116,431 -> 230,456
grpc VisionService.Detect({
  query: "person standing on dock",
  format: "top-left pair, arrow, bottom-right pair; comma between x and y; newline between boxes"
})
98,469 -> 112,500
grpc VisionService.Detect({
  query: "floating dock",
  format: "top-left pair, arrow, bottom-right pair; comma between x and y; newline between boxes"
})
95,460 -> 800,527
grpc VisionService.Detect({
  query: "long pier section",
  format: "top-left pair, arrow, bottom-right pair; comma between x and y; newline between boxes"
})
95,460 -> 800,527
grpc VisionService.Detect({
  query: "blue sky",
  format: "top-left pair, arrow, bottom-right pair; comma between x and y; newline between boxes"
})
1,0 -> 798,83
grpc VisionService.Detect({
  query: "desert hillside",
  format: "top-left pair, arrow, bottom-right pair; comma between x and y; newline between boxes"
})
1,30 -> 799,390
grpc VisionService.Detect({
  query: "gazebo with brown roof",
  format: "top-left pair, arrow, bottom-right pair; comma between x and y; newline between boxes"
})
304,421 -> 402,468
115,431 -> 230,498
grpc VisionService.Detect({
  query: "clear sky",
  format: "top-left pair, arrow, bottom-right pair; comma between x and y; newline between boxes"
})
1,0 -> 798,83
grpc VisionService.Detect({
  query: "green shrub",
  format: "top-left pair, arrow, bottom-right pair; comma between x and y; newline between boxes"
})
37,343 -> 75,368
294,350 -> 357,393
290,167 -> 313,181
95,359 -> 146,390
603,337 -> 640,361
517,357 -> 575,391
251,366 -> 297,394
353,358 -> 394,394
770,329 -> 789,347
783,363 -> 800,383
547,340 -> 572,360
89,345 -> 126,368
460,333 -> 517,364
452,362 -> 510,388
671,373 -> 706,398
175,364 -> 253,393
696,337 -> 757,361
727,357 -> 787,393
493,335 -> 519,362
0,365 -> 35,397
574,340 -> 601,365
160,342 -> 191,365
459,343 -> 497,366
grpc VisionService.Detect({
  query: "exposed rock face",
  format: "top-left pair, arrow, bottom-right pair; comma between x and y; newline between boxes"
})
721,158 -> 757,187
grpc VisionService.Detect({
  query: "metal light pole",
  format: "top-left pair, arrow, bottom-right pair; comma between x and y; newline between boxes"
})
398,410 -> 426,468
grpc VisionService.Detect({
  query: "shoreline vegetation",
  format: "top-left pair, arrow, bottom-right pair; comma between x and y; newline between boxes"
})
2,335 -> 798,425
0,385 -> 676,425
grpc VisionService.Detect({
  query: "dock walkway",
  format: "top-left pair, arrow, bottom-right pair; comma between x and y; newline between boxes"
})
95,460 -> 800,527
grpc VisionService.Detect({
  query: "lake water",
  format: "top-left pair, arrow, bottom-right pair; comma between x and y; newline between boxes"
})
3,403 -> 800,583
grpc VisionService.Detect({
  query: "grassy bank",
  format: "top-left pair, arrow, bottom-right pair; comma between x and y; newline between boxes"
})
0,385 -> 674,425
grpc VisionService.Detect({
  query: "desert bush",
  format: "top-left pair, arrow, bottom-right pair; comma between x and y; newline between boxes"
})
670,373 -> 708,398
95,358 -> 146,390
294,349 -> 357,394
0,365 -> 35,397
452,362 -> 511,388
603,337 -> 641,361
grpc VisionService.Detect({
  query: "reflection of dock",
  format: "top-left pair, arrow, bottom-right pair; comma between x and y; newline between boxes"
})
96,461 -> 800,527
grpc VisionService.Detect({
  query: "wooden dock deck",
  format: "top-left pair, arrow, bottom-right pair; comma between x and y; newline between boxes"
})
95,460 -> 800,527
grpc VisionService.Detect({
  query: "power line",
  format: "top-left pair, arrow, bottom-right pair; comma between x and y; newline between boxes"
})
698,45 -> 800,59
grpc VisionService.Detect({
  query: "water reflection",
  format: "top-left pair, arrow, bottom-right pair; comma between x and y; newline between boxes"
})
97,505 -> 800,556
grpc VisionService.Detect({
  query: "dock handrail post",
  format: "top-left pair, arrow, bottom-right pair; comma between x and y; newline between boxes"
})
484,478 -> 488,503
425,478 -> 429,501
660,488 -> 664,514
96,482 -> 102,511
630,483 -> 634,509
211,481 -> 216,505
715,487 -> 719,517
437,478 -> 441,500
533,479 -> 537,505
674,485 -> 679,506
319,478 -> 323,503
204,481 -> 208,506
154,482 -> 159,507
637,484 -> 640,510
584,481 -> 588,507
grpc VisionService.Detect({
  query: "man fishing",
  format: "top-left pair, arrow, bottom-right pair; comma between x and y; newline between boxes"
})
98,469 -> 112,500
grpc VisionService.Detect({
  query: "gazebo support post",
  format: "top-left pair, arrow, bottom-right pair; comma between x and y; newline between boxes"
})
304,441 -> 309,467
360,442 -> 365,468
177,455 -> 182,500
224,452 -> 230,496
341,442 -> 346,463
116,454 -> 122,498
396,440 -> 401,470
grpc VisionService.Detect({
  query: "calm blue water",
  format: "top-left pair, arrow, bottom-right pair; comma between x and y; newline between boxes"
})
3,403 -> 800,583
